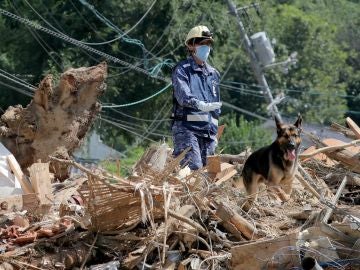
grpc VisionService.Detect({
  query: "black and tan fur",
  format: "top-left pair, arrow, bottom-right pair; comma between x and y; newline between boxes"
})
241,114 -> 302,205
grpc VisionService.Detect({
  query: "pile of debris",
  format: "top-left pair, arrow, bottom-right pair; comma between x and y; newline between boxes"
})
0,122 -> 358,269
0,64 -> 358,269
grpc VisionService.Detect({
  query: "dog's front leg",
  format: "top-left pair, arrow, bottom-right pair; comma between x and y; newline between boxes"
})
280,176 -> 294,196
242,173 -> 263,211
267,183 -> 290,202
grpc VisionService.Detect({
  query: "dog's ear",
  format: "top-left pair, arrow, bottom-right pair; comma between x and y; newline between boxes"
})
294,113 -> 302,129
274,115 -> 282,133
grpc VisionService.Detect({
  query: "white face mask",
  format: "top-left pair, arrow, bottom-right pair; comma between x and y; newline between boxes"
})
195,45 -> 211,62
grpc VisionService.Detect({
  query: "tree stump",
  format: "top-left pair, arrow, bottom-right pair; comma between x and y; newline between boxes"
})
0,62 -> 107,180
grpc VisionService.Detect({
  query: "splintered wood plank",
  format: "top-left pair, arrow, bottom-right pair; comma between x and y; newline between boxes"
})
214,163 -> 236,180
322,138 -> 360,173
346,117 -> 360,139
7,155 -> 34,194
28,162 -> 53,205
22,193 -> 40,212
216,202 -> 257,240
207,155 -> 221,174
231,233 -> 298,270
217,125 -> 225,140
215,168 -> 237,186
300,146 -> 337,165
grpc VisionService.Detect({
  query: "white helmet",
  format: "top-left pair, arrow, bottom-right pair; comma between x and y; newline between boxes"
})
185,25 -> 213,46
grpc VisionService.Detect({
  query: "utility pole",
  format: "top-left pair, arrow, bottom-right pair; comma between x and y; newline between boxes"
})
225,0 -> 282,121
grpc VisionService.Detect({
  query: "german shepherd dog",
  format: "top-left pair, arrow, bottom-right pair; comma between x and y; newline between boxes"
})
241,114 -> 302,205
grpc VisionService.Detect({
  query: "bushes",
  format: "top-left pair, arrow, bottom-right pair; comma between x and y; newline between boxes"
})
218,114 -> 272,154
100,146 -> 145,177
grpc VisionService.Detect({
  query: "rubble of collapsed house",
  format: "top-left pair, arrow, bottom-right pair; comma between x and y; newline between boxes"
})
0,64 -> 359,270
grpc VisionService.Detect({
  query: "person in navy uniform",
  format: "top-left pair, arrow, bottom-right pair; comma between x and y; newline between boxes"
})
171,25 -> 222,170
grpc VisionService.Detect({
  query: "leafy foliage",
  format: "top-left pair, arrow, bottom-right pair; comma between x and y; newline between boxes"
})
100,145 -> 145,177
0,0 -> 359,153
218,114 -> 272,154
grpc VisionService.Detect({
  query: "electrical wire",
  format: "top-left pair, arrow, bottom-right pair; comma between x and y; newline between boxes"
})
109,108 -> 171,122
0,8 -> 170,82
9,0 -> 63,69
24,0 -> 61,33
76,0 -> 179,71
99,117 -> 157,143
223,80 -> 357,99
0,80 -> 34,98
100,114 -> 170,134
0,70 -> 36,91
222,101 -> 268,120
100,116 -> 171,138
78,0 -> 157,46
9,2 -> 173,76
101,83 -> 171,108
25,0 -> 146,67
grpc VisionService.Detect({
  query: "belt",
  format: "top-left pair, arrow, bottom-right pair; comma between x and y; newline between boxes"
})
171,114 -> 218,126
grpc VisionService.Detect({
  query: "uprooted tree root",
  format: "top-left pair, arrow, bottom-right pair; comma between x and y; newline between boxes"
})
0,62 -> 107,180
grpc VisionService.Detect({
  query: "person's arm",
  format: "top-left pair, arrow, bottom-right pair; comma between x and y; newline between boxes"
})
172,66 -> 199,109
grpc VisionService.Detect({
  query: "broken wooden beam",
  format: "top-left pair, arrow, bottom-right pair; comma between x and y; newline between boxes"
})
323,176 -> 348,224
299,139 -> 360,159
7,155 -> 34,194
217,125 -> 225,140
298,164 -> 334,200
231,233 -> 298,270
295,174 -> 320,200
331,122 -> 357,139
215,202 -> 257,240
312,138 -> 360,174
207,155 -> 221,174
346,117 -> 360,139
206,156 -> 238,185
219,153 -> 247,164
28,162 -> 53,206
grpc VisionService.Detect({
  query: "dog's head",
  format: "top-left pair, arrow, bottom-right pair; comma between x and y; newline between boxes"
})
274,114 -> 302,161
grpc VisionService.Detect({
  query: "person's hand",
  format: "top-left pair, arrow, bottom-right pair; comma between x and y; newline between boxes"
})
197,101 -> 222,112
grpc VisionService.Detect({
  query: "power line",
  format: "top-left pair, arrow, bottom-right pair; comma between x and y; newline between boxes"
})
78,0 -> 157,46
24,0 -> 60,33
101,116 -> 171,138
0,8 -> 170,82
77,0 -> 148,53
219,83 -> 266,98
6,7 -> 346,122
77,0 -> 180,71
109,108 -> 171,122
101,83 -> 171,108
223,80 -> 358,99
222,101 -> 268,120
0,80 -> 34,98
99,117 -> 157,143
98,99 -> 172,145
100,114 -> 170,133
37,0 -> 132,66
0,69 -> 36,90
10,0 -> 63,69
112,0 -> 157,40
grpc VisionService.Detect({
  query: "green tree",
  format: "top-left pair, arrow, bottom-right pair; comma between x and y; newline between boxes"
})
219,114 -> 272,154
0,0 -> 359,152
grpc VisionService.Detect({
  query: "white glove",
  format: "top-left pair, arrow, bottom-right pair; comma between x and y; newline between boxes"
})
197,101 -> 222,112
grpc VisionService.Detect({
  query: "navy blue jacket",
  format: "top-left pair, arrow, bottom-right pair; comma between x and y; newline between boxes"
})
171,57 -> 221,136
